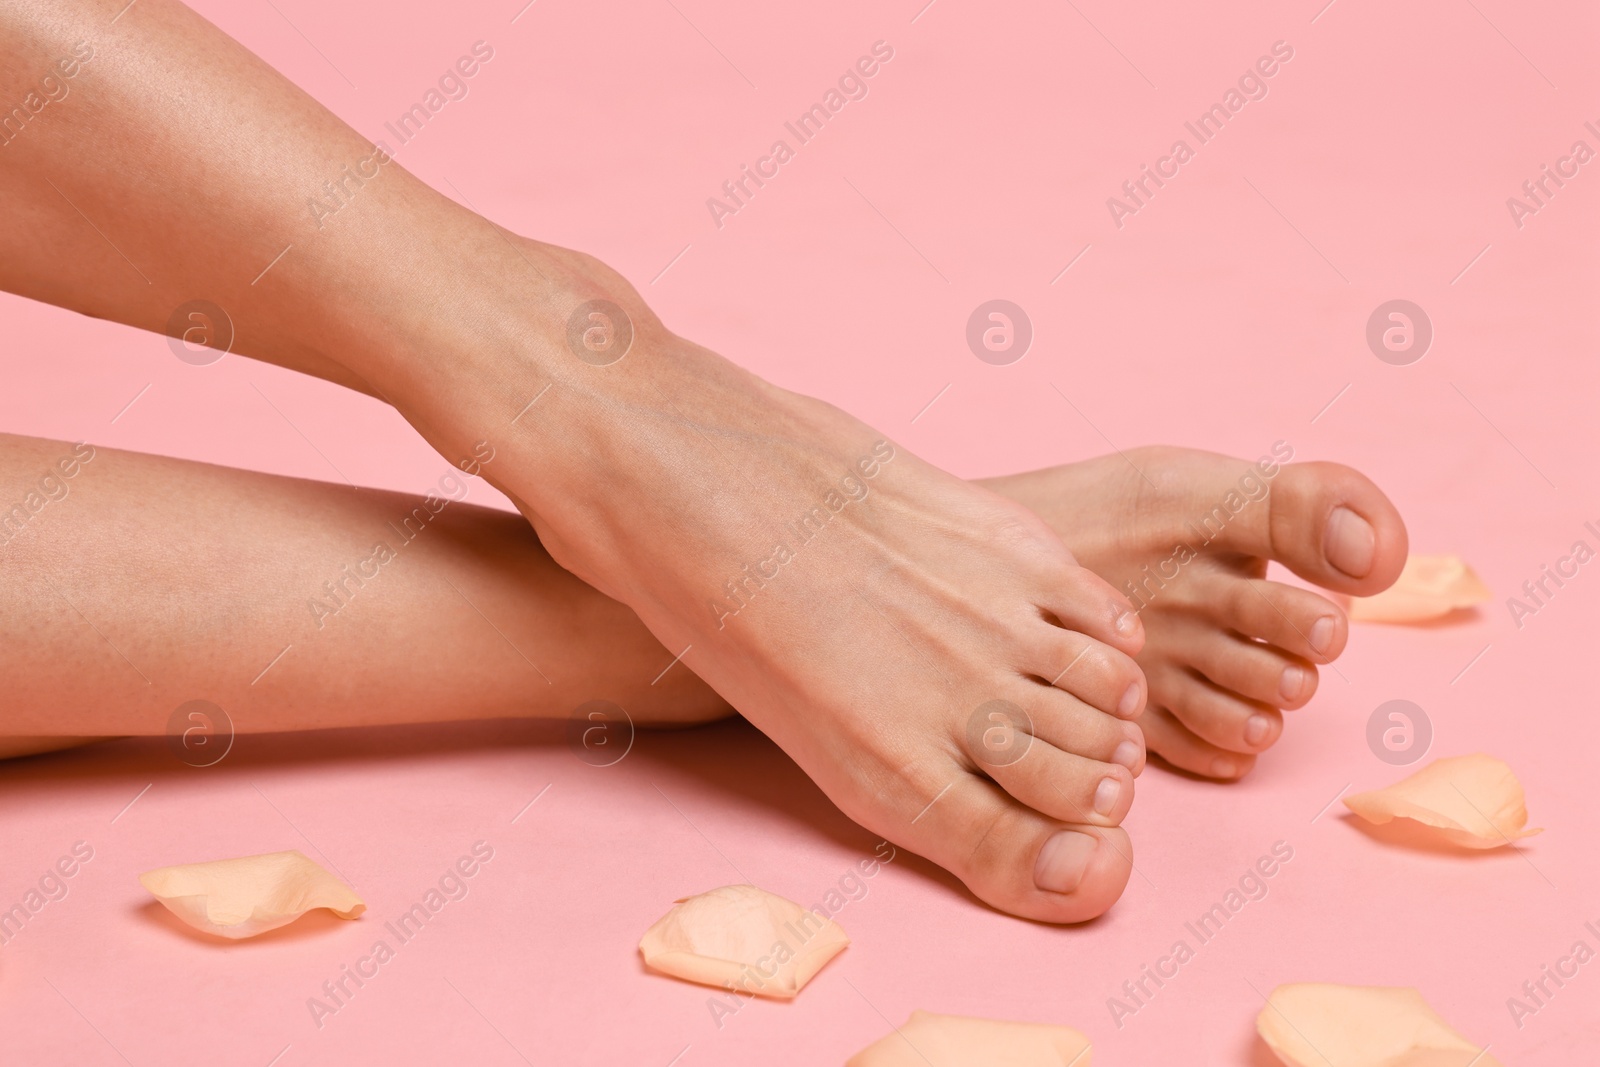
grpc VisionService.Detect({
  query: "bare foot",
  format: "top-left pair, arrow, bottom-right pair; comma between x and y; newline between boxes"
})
984,446 -> 1408,779
367,249 -> 1153,922
0,0 -> 1146,922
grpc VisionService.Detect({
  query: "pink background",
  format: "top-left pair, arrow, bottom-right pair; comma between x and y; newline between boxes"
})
2,0 -> 1597,1062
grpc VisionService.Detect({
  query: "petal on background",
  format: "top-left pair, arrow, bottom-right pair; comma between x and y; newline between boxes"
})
1257,983 -> 1502,1067
1348,555 -> 1491,623
638,884 -> 848,999
1344,754 -> 1541,849
140,850 -> 364,940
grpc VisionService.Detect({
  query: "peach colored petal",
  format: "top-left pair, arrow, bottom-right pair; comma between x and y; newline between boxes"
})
638,884 -> 848,999
140,850 -> 364,939
1348,555 -> 1491,623
1344,754 -> 1541,849
1257,983 -> 1502,1067
847,1011 -> 1092,1067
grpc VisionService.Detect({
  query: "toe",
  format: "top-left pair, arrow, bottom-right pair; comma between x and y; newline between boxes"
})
1205,572 -> 1349,664
1038,563 -> 1146,657
966,686 -> 1142,775
1022,623 -> 1147,720
1146,661 -> 1283,755
1031,822 -> 1133,915
1140,705 -> 1257,780
1230,459 -> 1409,596
868,664 -> 1148,921
1129,448 -> 1408,597
979,734 -> 1136,827
1158,613 -> 1320,710
931,775 -> 1135,921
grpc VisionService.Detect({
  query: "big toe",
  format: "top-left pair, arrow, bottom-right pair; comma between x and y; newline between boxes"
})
1273,461 -> 1409,594
1158,449 -> 1409,596
893,773 -> 1134,922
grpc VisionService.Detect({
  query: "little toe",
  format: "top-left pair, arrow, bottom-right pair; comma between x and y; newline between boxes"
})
1139,705 -> 1257,780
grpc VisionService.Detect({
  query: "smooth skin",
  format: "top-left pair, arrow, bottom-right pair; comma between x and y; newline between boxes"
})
0,1 -> 1406,921
0,435 -> 1406,871
0,433 -> 734,752
985,447 -> 1408,779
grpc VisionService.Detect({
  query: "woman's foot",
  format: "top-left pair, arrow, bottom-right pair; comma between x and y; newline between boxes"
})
356,248 -> 1154,923
0,0 -> 1146,925
984,446 -> 1408,779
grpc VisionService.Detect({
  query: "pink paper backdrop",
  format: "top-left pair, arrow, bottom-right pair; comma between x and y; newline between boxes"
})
1,0 -> 1596,1062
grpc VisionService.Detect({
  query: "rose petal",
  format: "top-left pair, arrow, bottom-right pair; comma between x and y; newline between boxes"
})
1257,983 -> 1502,1067
1348,555 -> 1491,623
847,1011 -> 1092,1067
638,884 -> 848,999
1344,754 -> 1541,849
140,850 -> 364,939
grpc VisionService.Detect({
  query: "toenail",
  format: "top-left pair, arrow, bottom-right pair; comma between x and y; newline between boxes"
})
1211,756 -> 1238,778
1112,739 -> 1142,772
1115,610 -> 1141,637
1034,831 -> 1098,894
1093,777 -> 1121,816
1309,616 -> 1336,656
1278,666 -> 1309,702
1117,683 -> 1143,718
1324,506 -> 1376,578
1244,714 -> 1273,746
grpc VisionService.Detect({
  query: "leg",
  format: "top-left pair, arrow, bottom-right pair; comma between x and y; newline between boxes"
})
0,433 -> 728,748
0,1 -> 1145,920
3,435 -> 1407,782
